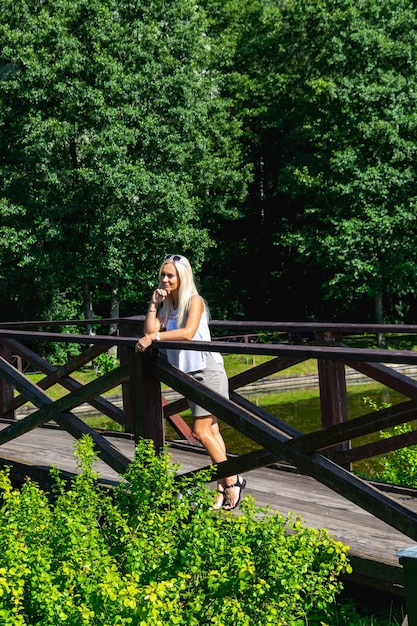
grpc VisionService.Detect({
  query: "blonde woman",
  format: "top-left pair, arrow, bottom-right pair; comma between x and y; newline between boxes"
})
136,253 -> 246,510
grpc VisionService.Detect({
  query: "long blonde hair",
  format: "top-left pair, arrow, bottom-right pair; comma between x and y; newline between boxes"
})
158,254 -> 207,328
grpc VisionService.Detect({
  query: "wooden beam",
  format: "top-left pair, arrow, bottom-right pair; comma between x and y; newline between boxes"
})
0,357 -> 131,475
126,348 -> 164,447
152,357 -> 417,541
177,447 -> 278,482
162,395 -> 196,443
346,360 -> 417,398
228,356 -> 308,389
336,426 -> 417,465
162,355 -> 309,419
0,344 -> 14,419
230,390 -> 301,438
163,396 -> 188,417
288,398 -> 417,455
318,359 -> 349,427
316,331 -> 350,467
4,328 -> 417,365
3,339 -> 124,425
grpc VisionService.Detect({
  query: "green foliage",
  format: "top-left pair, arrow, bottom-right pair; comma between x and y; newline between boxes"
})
93,351 -> 119,376
0,436 -> 351,625
362,396 -> 392,412
269,0 -> 417,321
35,295 -> 83,364
3,0 -> 417,325
361,396 -> 417,488
0,0 -> 248,321
373,423 -> 417,488
41,326 -> 82,365
200,0 -> 417,323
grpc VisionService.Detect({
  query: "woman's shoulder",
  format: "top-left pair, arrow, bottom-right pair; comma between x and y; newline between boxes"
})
190,294 -> 204,308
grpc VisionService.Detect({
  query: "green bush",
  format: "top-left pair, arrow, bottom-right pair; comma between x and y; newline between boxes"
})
93,351 -> 119,376
373,423 -> 417,488
43,324 -> 83,366
362,397 -> 417,489
0,437 -> 351,625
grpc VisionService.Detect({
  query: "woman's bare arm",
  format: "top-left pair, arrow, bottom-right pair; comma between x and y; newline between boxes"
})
137,295 -> 203,351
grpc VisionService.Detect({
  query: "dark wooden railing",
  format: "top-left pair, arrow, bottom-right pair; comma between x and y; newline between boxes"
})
1,319 -> 417,545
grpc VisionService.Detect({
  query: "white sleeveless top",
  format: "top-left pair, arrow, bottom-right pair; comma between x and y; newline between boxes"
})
164,304 -> 223,373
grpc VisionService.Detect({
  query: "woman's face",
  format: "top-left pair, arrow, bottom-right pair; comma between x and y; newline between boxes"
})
160,262 -> 180,294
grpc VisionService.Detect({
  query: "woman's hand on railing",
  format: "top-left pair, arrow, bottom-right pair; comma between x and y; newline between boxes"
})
135,334 -> 155,353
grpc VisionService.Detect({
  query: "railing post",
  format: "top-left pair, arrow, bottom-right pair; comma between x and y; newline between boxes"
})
125,346 -> 165,450
0,342 -> 16,419
316,332 -> 351,469
397,546 -> 417,626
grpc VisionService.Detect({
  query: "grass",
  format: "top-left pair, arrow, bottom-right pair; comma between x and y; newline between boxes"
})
223,353 -> 316,377
26,368 -> 101,399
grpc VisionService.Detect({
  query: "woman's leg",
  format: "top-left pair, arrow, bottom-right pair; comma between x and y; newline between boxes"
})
192,415 -> 230,509
209,419 -> 245,509
211,418 -> 226,456
192,415 -> 229,465
190,356 -> 245,509
192,415 -> 242,509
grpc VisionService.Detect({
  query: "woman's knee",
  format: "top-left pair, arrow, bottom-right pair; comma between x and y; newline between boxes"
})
191,426 -> 209,444
192,416 -> 213,443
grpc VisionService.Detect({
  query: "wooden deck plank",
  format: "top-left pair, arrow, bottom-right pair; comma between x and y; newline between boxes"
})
171,447 -> 415,562
0,426 -> 415,593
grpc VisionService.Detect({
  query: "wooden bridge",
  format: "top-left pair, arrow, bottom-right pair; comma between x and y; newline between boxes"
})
2,318 -> 417,613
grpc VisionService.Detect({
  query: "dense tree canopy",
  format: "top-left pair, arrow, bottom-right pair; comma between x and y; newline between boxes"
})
1,0 -> 417,324
275,0 -> 417,323
0,0 -> 247,321
204,0 -> 417,322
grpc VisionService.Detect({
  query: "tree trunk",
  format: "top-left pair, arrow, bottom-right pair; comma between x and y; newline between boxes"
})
375,292 -> 386,349
109,277 -> 120,358
81,278 -> 95,336
109,277 -> 119,333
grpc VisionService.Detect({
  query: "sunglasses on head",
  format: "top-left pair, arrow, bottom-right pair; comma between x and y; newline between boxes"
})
163,254 -> 183,263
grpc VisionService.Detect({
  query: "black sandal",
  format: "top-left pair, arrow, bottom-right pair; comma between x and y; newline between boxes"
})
223,476 -> 247,511
212,485 -> 225,510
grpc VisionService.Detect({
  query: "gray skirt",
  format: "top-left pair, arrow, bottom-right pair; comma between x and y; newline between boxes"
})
188,353 -> 229,417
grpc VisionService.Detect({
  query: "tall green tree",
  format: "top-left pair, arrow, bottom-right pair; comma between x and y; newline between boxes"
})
200,0 -> 277,320
203,0 -> 417,323
273,0 -> 417,324
0,0 -> 247,322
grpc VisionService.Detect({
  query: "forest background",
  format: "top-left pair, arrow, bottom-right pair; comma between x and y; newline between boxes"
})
1,0 -> 417,329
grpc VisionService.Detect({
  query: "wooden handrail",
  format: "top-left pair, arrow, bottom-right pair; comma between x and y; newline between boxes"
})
2,316 -> 417,335
1,322 -> 417,544
3,326 -> 417,363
